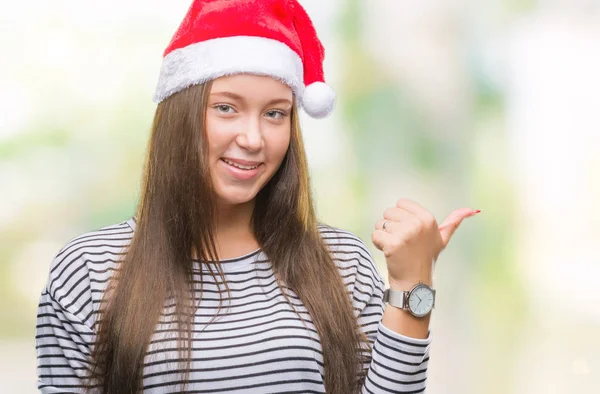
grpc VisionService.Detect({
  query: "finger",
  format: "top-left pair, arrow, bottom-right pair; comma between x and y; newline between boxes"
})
375,219 -> 386,231
375,218 -> 398,232
438,208 -> 480,247
396,198 -> 437,224
371,229 -> 395,255
438,208 -> 479,228
395,198 -> 422,214
395,198 -> 430,216
382,207 -> 413,222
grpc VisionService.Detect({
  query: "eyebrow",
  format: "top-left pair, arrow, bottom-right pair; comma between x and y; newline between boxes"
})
210,91 -> 292,106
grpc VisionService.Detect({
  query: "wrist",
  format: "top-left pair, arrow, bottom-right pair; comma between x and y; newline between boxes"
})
384,280 -> 436,320
388,277 -> 433,291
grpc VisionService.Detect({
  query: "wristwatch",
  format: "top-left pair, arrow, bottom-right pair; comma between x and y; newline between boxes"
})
383,281 -> 436,318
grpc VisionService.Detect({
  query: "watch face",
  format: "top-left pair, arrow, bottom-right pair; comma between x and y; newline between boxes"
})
408,284 -> 434,317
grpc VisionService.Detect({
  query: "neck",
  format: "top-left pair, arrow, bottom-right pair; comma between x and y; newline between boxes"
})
216,199 -> 254,235
213,199 -> 259,258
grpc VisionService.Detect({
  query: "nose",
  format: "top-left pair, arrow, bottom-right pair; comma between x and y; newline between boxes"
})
236,115 -> 263,151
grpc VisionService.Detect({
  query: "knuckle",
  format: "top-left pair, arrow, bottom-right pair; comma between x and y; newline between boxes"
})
371,231 -> 378,242
410,217 -> 424,233
403,226 -> 421,241
425,215 -> 438,229
389,237 -> 403,250
383,247 -> 394,258
383,207 -> 394,219
415,215 -> 436,232
407,228 -> 420,240
395,197 -> 411,207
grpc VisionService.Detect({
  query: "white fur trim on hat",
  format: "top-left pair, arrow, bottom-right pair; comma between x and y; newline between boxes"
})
301,82 -> 336,118
153,35 -> 305,104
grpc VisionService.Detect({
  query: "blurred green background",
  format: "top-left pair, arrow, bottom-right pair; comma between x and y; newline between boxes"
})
1,0 -> 599,392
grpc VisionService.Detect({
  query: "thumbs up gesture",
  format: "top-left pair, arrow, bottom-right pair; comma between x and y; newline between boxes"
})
371,198 -> 480,288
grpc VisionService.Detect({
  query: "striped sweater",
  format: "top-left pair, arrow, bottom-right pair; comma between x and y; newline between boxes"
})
36,217 -> 431,393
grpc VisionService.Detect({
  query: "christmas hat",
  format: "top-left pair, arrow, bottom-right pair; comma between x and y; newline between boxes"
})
153,0 -> 336,119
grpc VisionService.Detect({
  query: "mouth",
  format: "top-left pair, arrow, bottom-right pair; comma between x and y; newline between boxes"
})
219,158 -> 264,181
220,158 -> 261,170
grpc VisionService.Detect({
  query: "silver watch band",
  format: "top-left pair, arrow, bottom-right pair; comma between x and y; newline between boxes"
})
383,288 -> 408,309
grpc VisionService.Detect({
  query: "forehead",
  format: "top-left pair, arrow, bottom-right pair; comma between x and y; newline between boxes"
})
210,74 -> 293,100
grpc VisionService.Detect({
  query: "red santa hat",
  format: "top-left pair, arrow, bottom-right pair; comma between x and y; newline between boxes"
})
153,0 -> 336,119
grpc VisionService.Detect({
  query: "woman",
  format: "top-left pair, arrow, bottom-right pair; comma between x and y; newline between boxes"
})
35,1 -> 479,393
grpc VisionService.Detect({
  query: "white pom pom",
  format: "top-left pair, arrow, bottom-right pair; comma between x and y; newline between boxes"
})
301,82 -> 336,118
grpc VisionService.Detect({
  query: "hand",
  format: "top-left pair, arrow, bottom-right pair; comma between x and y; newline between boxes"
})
371,198 -> 480,288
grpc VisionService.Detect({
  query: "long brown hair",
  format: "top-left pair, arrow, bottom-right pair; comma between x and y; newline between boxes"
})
87,81 -> 370,393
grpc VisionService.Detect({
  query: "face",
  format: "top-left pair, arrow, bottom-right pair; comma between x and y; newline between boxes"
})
408,285 -> 435,317
205,74 -> 293,208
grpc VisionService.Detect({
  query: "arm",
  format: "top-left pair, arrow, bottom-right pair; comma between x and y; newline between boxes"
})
35,247 -> 97,394
354,250 -> 431,394
362,200 -> 478,392
36,286 -> 96,393
381,278 -> 433,340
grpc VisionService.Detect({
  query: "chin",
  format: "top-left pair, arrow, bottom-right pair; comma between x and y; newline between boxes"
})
211,163 -> 273,206
214,186 -> 261,206
217,195 -> 256,206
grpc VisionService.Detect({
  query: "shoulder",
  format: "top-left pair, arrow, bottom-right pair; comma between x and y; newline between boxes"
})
44,217 -> 135,322
317,223 -> 384,293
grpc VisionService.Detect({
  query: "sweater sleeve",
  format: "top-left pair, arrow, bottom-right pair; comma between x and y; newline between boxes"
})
35,250 -> 97,393
351,239 -> 431,393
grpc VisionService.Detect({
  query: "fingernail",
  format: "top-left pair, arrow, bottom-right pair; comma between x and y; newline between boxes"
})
471,209 -> 481,216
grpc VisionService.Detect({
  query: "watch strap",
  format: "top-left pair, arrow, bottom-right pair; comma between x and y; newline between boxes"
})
383,288 -> 408,310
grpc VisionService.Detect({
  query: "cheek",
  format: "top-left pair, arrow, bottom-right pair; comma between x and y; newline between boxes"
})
205,118 -> 233,157
270,129 -> 291,161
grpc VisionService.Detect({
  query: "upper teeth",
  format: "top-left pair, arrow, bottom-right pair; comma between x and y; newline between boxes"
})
223,159 -> 258,170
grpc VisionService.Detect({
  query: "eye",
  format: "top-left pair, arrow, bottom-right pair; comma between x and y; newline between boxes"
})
214,104 -> 235,114
265,110 -> 288,119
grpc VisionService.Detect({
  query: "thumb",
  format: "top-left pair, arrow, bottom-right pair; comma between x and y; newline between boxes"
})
438,208 -> 480,248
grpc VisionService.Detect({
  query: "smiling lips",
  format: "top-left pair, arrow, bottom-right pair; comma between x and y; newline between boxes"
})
220,158 -> 263,180
221,157 -> 261,169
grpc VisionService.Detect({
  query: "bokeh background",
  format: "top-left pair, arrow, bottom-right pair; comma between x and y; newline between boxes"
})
1,0 -> 599,392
